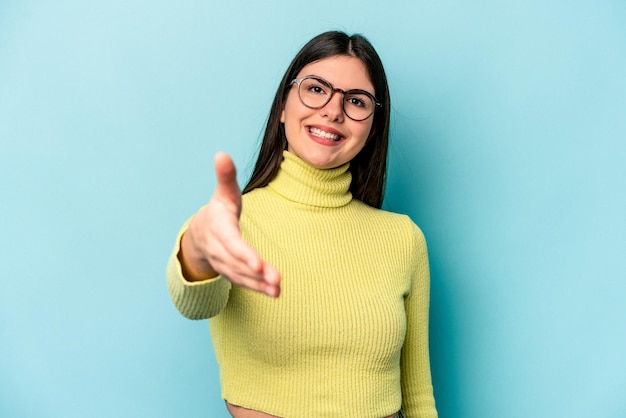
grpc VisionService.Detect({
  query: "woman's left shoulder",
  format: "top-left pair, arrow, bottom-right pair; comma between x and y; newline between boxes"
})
354,201 -> 427,242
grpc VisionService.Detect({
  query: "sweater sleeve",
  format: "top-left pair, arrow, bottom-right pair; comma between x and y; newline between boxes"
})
166,218 -> 231,320
400,223 -> 438,418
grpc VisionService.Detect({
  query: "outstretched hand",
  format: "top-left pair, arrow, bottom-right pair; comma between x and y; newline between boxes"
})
179,152 -> 281,297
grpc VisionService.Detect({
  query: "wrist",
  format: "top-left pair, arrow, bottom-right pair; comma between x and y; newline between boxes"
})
179,231 -> 219,282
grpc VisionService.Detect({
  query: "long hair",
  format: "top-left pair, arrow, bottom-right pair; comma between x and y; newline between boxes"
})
243,31 -> 391,208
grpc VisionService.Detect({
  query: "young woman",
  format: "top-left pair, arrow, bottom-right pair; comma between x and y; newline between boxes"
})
167,31 -> 438,418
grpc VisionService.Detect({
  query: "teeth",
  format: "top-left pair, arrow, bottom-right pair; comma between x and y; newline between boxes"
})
309,127 -> 341,141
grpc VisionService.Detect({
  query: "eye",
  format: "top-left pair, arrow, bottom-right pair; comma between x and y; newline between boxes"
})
345,94 -> 369,109
303,79 -> 329,95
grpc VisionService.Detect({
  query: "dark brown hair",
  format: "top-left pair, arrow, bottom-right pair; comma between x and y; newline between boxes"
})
243,31 -> 390,208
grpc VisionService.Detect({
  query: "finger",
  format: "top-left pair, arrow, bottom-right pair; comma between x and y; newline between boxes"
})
246,262 -> 281,297
208,219 -> 267,276
211,237 -> 281,297
217,259 -> 279,297
214,152 -> 242,213
216,225 -> 281,286
262,263 -> 281,287
213,215 -> 264,274
262,265 -> 281,298
236,273 -> 279,297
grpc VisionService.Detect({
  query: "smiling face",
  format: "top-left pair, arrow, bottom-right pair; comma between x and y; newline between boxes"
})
280,55 -> 375,169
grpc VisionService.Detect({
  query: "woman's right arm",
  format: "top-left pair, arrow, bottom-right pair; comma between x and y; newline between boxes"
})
166,153 -> 281,319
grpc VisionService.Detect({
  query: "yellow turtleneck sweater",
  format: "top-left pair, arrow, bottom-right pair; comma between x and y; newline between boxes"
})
167,151 -> 437,418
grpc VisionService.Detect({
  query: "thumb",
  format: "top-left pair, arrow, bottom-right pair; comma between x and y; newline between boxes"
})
214,152 -> 242,212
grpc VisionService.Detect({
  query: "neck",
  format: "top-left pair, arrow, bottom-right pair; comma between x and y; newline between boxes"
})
267,151 -> 353,208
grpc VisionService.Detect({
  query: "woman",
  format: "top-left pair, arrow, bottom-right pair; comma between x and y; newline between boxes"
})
167,31 -> 437,418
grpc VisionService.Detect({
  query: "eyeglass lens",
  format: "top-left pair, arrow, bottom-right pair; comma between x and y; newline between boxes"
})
297,77 -> 376,121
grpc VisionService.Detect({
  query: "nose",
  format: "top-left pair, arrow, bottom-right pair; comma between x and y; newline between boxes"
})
320,90 -> 344,122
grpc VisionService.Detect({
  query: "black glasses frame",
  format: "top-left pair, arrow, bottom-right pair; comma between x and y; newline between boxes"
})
290,75 -> 382,121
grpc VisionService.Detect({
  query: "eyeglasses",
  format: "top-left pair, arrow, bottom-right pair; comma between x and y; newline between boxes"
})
290,75 -> 382,121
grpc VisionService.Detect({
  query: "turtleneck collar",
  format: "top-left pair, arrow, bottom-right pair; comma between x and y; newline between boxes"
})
267,151 -> 353,208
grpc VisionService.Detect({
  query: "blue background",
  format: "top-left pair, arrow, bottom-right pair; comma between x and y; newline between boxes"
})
1,1 -> 625,417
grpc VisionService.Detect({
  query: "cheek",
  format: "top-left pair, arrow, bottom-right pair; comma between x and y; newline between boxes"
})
359,121 -> 375,144
281,91 -> 300,125
366,120 -> 376,140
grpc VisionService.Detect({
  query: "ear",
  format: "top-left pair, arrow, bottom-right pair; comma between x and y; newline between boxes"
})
280,107 -> 285,123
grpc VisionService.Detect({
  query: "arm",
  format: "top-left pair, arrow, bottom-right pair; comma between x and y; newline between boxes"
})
166,218 -> 232,320
400,225 -> 438,418
166,153 -> 281,319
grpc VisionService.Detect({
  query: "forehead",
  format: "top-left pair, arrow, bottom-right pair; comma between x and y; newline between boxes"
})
296,55 -> 374,93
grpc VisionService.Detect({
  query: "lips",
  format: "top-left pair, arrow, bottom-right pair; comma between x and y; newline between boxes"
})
307,126 -> 344,142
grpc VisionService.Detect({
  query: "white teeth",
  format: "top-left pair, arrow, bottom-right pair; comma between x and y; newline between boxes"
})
309,127 -> 341,141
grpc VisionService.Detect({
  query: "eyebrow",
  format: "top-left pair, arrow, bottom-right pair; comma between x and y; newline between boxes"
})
306,74 -> 376,97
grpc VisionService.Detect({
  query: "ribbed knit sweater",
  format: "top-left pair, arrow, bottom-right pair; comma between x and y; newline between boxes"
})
167,151 -> 437,418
